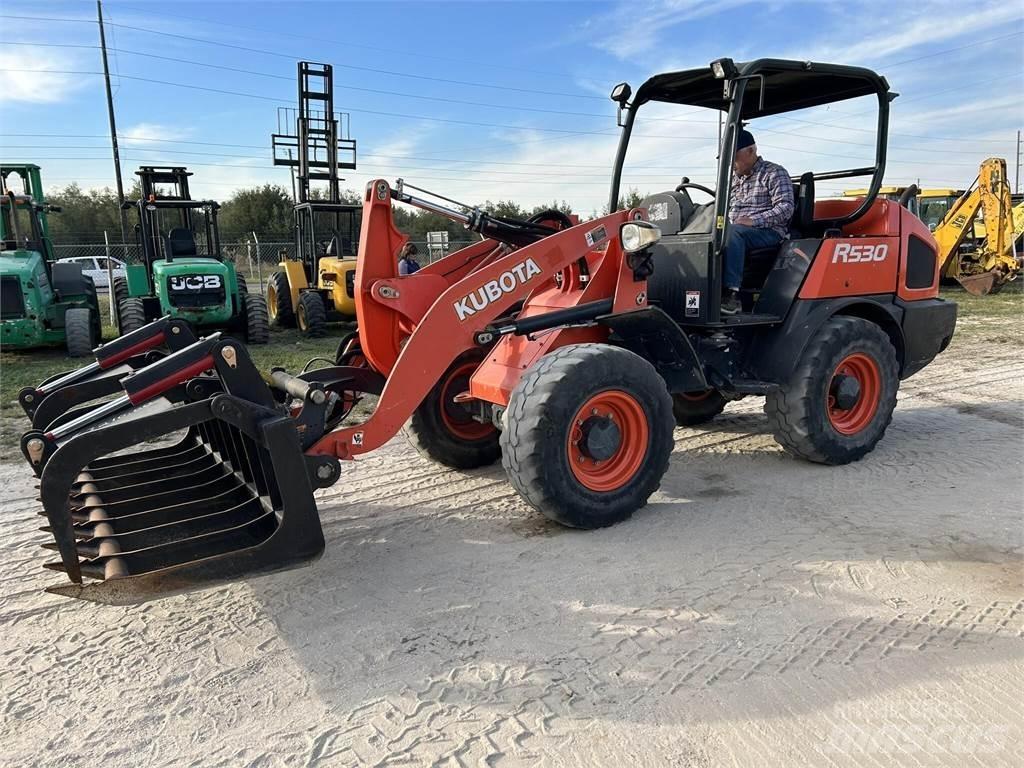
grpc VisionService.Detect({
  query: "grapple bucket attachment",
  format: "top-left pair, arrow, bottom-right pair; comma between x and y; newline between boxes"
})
34,336 -> 339,604
19,316 -> 197,430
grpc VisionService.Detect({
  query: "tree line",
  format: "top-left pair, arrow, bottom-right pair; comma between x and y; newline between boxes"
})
42,183 -> 647,244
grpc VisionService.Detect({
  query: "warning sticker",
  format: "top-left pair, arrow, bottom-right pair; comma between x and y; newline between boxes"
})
685,291 -> 700,317
647,201 -> 669,221
585,225 -> 607,247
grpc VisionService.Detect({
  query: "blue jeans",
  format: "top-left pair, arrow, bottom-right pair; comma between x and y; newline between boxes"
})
723,224 -> 784,290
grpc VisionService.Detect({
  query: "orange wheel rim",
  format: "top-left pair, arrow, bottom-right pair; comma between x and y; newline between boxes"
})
827,353 -> 881,435
568,390 -> 649,492
439,361 -> 494,440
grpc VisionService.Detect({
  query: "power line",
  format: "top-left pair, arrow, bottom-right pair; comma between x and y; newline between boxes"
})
0,14 -> 606,102
111,2 -> 584,81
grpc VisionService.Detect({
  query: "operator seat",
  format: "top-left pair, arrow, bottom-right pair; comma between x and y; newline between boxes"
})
740,172 -> 816,288
164,228 -> 198,259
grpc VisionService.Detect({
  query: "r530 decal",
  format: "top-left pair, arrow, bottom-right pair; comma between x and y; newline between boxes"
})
831,242 -> 888,264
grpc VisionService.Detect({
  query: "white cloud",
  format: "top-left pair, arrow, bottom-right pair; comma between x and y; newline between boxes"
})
573,0 -> 762,60
0,46 -> 88,104
120,123 -> 194,144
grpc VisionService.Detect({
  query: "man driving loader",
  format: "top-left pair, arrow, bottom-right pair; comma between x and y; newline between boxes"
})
722,129 -> 794,314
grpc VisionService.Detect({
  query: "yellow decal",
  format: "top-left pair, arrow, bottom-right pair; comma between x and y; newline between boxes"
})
716,215 -> 725,229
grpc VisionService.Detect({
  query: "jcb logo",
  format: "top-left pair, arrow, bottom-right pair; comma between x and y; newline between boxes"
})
169,275 -> 222,291
831,243 -> 888,264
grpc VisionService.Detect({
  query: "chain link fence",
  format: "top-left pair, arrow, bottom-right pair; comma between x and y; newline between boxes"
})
52,236 -> 479,289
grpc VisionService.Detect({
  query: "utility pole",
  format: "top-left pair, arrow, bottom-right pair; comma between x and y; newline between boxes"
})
97,0 -> 129,245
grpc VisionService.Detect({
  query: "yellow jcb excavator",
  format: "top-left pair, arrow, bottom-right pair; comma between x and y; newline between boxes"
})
931,158 -> 1021,295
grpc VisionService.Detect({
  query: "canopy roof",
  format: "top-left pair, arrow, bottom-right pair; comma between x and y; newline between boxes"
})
633,59 -> 891,118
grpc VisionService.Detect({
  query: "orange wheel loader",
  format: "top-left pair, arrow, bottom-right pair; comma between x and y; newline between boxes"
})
22,58 -> 956,603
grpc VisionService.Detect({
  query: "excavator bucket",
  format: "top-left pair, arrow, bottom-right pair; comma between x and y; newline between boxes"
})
32,335 -> 339,604
957,270 -> 999,296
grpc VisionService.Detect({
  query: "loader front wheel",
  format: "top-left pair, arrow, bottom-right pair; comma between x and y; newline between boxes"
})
244,293 -> 270,344
64,307 -> 97,357
501,344 -> 674,529
672,389 -> 727,426
296,291 -> 327,337
267,271 -> 294,327
118,297 -> 147,335
405,350 -> 500,469
765,316 -> 898,465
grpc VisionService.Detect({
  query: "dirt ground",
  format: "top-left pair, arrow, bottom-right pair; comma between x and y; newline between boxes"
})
1,326 -> 1021,767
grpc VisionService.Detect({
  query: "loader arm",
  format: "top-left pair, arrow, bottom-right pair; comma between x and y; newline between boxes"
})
310,208 -> 632,460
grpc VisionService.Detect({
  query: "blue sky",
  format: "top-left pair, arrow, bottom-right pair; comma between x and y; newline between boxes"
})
1,0 -> 1022,214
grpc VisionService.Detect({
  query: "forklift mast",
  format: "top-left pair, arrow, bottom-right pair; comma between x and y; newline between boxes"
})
136,166 -> 195,230
272,61 -> 357,205
1,164 -> 51,241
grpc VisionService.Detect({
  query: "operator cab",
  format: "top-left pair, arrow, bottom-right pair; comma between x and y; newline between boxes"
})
610,58 -> 894,324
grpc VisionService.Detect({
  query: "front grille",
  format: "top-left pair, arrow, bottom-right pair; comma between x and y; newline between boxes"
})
166,274 -> 226,308
1,276 -> 26,320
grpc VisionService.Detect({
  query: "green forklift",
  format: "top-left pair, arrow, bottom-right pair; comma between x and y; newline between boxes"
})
1,164 -> 101,357
115,166 -> 268,343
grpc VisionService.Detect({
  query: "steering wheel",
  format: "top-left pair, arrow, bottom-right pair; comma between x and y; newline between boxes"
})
675,181 -> 716,197
528,209 -> 574,230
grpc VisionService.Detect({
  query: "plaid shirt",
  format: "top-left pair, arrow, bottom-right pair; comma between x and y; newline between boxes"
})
729,157 -> 795,237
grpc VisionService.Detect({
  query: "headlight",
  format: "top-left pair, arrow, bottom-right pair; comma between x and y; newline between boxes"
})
620,221 -> 661,253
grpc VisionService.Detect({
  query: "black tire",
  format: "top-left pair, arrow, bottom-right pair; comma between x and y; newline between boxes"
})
112,276 -> 128,306
404,350 -> 501,469
334,330 -> 365,366
236,274 -> 248,295
296,290 -> 328,337
244,293 -> 270,344
672,389 -> 727,426
83,275 -> 103,344
64,307 -> 96,357
118,297 -> 147,335
500,344 -> 675,529
765,316 -> 899,465
267,271 -> 294,327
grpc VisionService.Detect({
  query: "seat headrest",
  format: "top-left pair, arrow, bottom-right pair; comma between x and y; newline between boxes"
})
165,227 -> 197,258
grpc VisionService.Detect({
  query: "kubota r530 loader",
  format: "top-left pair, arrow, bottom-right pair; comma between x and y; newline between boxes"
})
23,58 -> 956,604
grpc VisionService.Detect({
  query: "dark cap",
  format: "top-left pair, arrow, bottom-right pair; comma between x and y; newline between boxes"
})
736,129 -> 755,152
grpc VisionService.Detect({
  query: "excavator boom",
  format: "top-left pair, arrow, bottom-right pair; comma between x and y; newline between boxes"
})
934,158 -> 1019,295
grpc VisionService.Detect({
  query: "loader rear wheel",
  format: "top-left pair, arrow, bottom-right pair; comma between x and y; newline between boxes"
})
765,316 -> 898,465
236,274 -> 248,294
267,271 -> 294,327
64,307 -> 96,357
672,389 -> 727,426
501,344 -> 674,529
118,297 -> 147,335
405,350 -> 500,469
296,291 -> 327,337
244,293 -> 270,344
